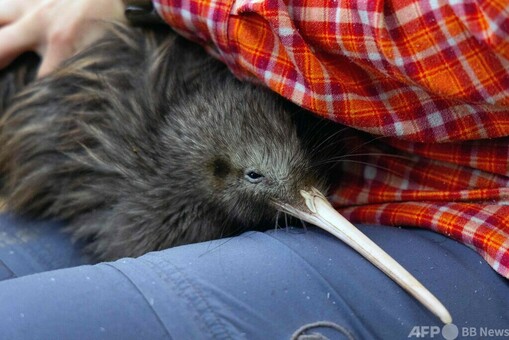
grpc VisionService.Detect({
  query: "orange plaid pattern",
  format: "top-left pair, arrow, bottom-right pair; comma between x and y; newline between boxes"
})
154,0 -> 509,277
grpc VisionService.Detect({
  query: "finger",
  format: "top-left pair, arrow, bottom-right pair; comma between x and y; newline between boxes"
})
0,16 -> 13,27
0,6 -> 19,26
38,22 -> 107,77
37,43 -> 74,77
0,23 -> 37,69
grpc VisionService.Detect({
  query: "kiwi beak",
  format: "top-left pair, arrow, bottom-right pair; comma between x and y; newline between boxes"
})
277,187 -> 452,324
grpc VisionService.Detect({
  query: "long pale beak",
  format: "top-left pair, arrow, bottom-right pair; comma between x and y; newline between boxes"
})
277,187 -> 452,324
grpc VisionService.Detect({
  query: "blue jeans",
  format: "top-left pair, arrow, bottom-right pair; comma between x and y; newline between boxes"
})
0,213 -> 507,339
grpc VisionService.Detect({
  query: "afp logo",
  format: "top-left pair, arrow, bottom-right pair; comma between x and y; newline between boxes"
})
408,324 -> 459,340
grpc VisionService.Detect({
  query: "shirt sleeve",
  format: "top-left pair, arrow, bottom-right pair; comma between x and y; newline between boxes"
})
153,0 -> 509,143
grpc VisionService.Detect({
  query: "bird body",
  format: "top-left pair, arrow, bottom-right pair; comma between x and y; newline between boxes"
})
0,25 -> 332,260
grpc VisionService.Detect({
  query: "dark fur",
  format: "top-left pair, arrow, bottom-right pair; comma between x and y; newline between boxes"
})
0,24 -> 339,261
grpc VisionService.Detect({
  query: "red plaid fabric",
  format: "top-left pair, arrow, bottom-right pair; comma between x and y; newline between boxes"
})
154,0 -> 509,278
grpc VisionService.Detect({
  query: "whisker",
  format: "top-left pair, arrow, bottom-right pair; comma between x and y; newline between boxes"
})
341,135 -> 388,155
299,218 -> 307,231
303,134 -> 391,173
200,232 -> 258,256
326,159 -> 403,177
274,210 -> 281,231
313,152 -> 414,166
310,126 -> 350,154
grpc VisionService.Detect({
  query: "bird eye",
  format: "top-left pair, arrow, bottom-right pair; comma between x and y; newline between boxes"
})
245,170 -> 264,183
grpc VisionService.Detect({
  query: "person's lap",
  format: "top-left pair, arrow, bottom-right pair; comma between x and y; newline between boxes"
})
0,214 -> 88,279
0,213 -> 507,339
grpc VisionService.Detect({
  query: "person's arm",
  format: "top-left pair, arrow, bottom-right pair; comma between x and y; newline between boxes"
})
0,0 -> 126,77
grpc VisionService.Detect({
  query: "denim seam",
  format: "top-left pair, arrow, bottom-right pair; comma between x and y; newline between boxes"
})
143,256 -> 235,340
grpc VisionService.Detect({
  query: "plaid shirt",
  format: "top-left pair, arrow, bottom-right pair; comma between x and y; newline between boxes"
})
154,0 -> 509,278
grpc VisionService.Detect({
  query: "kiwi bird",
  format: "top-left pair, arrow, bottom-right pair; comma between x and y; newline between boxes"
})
0,24 -> 451,323
0,25 -> 335,260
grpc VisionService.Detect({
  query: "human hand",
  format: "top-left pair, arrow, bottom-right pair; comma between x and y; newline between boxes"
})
0,0 -> 126,77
